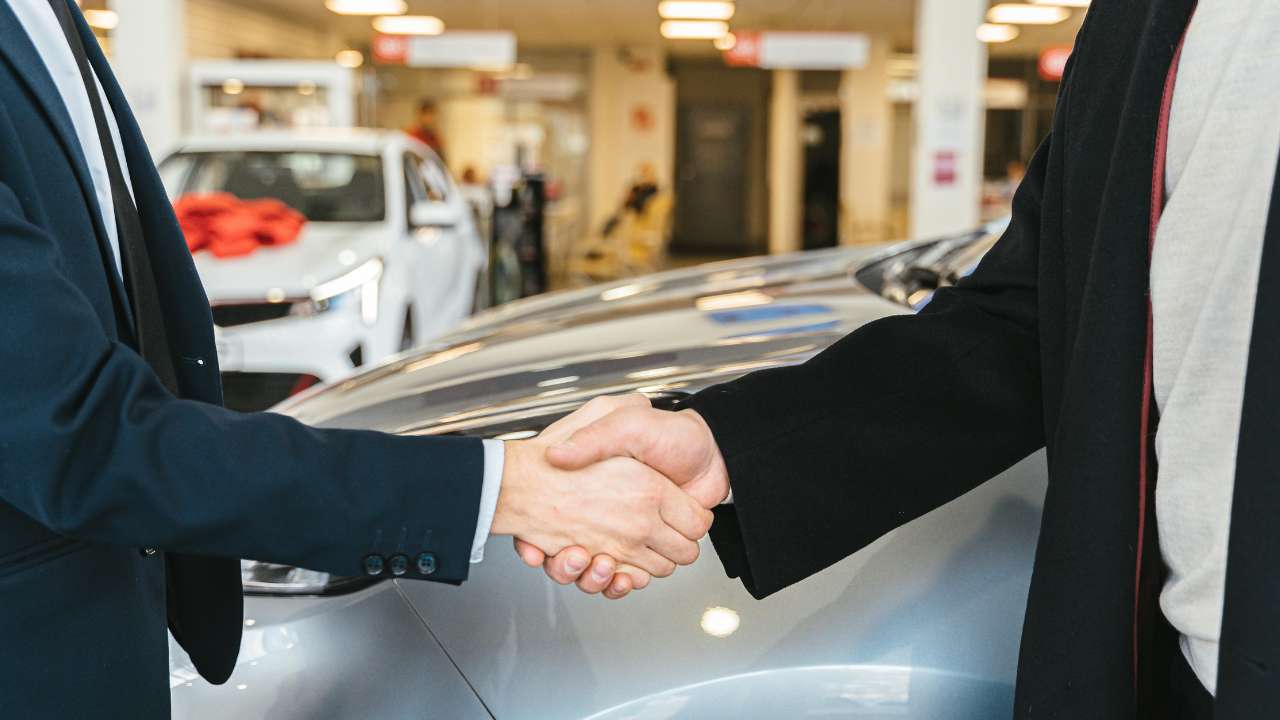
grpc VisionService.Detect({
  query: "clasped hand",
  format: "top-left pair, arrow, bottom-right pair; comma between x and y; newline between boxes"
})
493,394 -> 728,599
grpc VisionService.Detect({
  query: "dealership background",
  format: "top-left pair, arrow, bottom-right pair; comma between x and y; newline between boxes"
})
51,2 -> 1090,716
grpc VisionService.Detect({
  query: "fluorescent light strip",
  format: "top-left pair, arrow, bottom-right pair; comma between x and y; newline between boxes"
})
976,23 -> 1020,43
325,0 -> 406,16
83,9 -> 118,30
987,3 -> 1071,24
657,1 -> 735,21
372,15 -> 445,35
660,20 -> 729,40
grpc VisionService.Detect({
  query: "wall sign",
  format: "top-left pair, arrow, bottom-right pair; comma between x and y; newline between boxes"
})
723,31 -> 868,70
373,31 -> 516,68
1038,46 -> 1072,82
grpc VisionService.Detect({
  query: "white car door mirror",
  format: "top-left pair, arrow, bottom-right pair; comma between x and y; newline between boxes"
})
410,201 -> 459,229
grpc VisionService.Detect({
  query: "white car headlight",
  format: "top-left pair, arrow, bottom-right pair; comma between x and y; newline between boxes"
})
294,257 -> 384,325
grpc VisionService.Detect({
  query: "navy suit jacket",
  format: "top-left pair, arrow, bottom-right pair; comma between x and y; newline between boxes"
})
0,3 -> 484,715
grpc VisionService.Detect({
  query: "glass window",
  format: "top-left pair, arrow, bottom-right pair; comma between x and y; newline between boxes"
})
160,151 -> 386,222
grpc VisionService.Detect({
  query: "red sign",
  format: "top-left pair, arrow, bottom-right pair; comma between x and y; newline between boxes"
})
1038,46 -> 1072,82
933,151 -> 957,186
723,31 -> 761,67
372,34 -> 409,65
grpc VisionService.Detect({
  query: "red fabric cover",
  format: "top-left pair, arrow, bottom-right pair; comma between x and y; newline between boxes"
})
174,193 -> 306,259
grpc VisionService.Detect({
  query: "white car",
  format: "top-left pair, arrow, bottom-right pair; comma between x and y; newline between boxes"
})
159,130 -> 487,411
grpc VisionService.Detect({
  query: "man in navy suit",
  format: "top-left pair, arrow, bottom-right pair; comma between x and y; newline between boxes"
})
0,2 -> 711,715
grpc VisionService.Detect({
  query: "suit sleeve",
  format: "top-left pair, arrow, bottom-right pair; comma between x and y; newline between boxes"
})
681,126 -> 1057,600
0,183 -> 483,584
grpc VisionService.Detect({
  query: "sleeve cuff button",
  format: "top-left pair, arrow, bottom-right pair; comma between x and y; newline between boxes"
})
415,552 -> 437,576
388,554 -> 409,576
362,554 -> 386,576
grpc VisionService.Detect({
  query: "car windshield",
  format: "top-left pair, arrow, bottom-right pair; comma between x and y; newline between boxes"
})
159,151 -> 386,223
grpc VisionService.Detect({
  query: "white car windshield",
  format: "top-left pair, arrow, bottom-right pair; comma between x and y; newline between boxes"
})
160,151 -> 385,223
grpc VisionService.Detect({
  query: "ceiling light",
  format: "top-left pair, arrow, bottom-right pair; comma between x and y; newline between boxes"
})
658,1 -> 735,21
83,9 -> 118,30
1031,0 -> 1090,6
987,3 -> 1070,24
976,23 -> 1020,43
221,78 -> 244,95
660,20 -> 729,40
325,0 -> 406,16
713,31 -> 737,51
372,15 -> 445,35
335,49 -> 365,68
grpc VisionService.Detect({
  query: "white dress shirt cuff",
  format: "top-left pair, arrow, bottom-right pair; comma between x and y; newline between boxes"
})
470,439 -> 505,563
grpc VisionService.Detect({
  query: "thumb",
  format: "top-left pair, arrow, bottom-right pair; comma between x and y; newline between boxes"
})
545,407 -> 645,471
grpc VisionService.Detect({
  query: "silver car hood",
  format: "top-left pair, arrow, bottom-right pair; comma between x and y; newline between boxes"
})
269,227 -> 1044,719
276,244 -> 899,434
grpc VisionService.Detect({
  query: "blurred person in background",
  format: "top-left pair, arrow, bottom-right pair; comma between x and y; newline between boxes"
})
405,98 -> 446,162
601,162 -> 661,238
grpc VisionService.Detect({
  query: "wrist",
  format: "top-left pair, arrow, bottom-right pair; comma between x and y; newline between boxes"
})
492,440 -> 532,537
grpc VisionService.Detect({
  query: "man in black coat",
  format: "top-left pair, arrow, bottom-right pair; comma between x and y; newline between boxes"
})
531,1 -> 1277,717
0,2 -> 710,715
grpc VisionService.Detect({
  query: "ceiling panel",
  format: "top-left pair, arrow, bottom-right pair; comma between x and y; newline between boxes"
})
225,0 -> 1084,58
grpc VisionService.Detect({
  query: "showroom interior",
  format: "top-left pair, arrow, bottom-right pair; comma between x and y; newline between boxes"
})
5,1 -> 1127,718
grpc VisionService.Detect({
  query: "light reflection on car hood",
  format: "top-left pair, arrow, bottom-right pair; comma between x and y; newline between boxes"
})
276,244 -> 900,433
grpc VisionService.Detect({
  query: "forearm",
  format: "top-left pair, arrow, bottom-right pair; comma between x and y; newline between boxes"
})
684,259 -> 1047,597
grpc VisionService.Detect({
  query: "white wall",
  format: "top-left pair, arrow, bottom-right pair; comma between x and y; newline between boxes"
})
910,0 -> 988,239
587,46 -> 675,238
186,0 -> 344,60
839,36 -> 893,245
108,0 -> 185,157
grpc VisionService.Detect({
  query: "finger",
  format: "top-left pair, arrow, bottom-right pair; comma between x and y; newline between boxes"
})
546,406 -> 658,471
615,563 -> 651,590
541,394 -> 651,444
646,523 -> 701,567
514,538 -> 547,568
660,482 -> 715,541
619,544 -> 678,578
603,572 -> 633,600
543,546 -> 592,585
575,555 -> 617,594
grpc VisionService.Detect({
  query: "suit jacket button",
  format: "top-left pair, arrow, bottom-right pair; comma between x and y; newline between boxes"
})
141,547 -> 157,557
362,554 -> 385,576
415,552 -> 437,576
388,554 -> 409,576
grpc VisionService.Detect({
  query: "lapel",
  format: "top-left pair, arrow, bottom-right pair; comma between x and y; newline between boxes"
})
71,1 -> 222,386
0,1 -> 135,329
1215,123 -> 1280,715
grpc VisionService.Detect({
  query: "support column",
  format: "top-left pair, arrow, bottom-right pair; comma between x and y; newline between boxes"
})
839,36 -> 892,245
108,0 -> 186,158
910,0 -> 988,239
587,46 -> 674,240
768,68 -> 801,254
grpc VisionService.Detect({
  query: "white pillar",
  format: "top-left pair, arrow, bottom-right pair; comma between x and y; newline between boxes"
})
910,0 -> 987,239
107,0 -> 186,158
768,68 -> 801,254
839,36 -> 892,245
587,46 -> 674,240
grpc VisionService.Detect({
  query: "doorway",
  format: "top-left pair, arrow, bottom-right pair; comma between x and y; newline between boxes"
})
802,109 -> 841,250
673,104 -> 749,253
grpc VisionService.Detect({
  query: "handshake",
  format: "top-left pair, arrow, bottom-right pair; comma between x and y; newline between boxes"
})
491,394 -> 729,599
